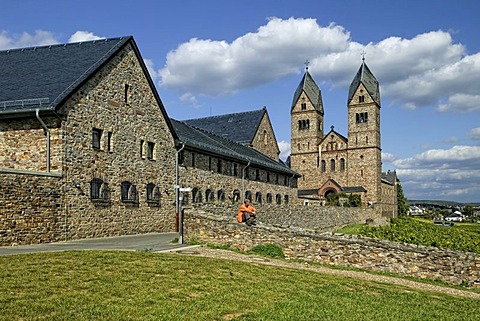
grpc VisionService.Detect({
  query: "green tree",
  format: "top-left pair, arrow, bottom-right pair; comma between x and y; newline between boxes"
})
397,178 -> 409,216
464,205 -> 474,217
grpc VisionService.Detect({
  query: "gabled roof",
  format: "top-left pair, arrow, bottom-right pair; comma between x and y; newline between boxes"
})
0,36 -> 178,140
0,36 -> 132,115
291,70 -> 323,114
182,108 -> 266,145
171,118 -> 299,176
348,61 -> 380,105
320,127 -> 348,145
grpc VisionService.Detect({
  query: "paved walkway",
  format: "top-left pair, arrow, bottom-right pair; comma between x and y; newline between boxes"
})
0,232 -> 190,256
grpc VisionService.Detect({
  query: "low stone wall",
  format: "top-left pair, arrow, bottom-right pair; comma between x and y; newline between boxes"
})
184,210 -> 480,287
186,202 -> 385,232
0,172 -> 65,245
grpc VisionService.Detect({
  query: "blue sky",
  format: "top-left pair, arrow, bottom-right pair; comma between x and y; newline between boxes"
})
1,0 -> 479,203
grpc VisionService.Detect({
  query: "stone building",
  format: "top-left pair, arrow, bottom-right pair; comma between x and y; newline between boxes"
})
172,109 -> 299,207
290,62 -> 397,217
183,107 -> 280,160
0,36 -> 300,245
0,36 -> 178,245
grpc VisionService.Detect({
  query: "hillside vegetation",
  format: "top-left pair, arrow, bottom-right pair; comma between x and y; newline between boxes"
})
359,217 -> 480,254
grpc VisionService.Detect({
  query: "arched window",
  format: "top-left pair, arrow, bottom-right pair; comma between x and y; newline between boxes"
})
255,192 -> 262,204
321,160 -> 326,172
263,130 -> 268,145
331,159 -> 335,171
306,119 -> 310,129
284,195 -> 289,204
276,194 -> 282,205
245,190 -> 252,202
340,158 -> 345,171
217,189 -> 225,202
301,102 -> 307,110
192,188 -> 202,203
205,189 -> 214,203
232,189 -> 240,203
266,193 -> 273,204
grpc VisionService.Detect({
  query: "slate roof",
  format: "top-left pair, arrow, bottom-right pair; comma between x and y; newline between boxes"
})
348,61 -> 380,105
291,70 -> 323,114
0,36 -> 132,115
382,170 -> 397,185
341,186 -> 367,193
182,108 -> 266,145
171,118 -> 299,176
0,35 -> 178,138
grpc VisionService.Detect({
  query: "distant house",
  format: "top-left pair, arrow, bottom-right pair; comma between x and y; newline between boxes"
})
409,206 -> 424,216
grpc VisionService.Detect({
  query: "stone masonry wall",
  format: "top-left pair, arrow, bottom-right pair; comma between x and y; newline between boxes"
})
61,42 -> 177,239
186,203 -> 383,232
184,211 -> 480,287
0,172 -> 64,245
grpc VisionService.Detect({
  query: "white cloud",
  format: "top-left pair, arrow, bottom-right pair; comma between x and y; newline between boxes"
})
179,92 -> 199,107
0,30 -> 58,50
394,145 -> 480,202
160,18 -> 480,113
160,17 -> 350,96
278,140 -> 291,161
381,152 -> 397,163
468,127 -> 480,141
438,94 -> 480,112
144,59 -> 159,81
68,31 -> 104,43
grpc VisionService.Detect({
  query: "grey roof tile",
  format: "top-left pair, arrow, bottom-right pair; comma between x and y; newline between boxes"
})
291,71 -> 323,114
182,108 -> 265,144
0,36 -> 131,115
348,61 -> 380,105
171,118 -> 299,176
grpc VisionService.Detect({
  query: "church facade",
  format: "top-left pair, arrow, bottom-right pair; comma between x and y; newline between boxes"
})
290,62 -> 397,217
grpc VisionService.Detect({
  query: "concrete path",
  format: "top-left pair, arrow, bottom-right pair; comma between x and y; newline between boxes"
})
0,232 -> 190,256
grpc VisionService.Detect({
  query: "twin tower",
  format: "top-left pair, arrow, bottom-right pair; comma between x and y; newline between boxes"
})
290,61 -> 384,206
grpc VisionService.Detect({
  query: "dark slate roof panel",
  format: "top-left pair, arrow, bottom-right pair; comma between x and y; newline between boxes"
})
182,108 -> 265,144
382,170 -> 397,185
341,186 -> 367,193
0,36 -> 131,114
171,118 -> 299,176
348,61 -> 380,105
291,71 -> 323,113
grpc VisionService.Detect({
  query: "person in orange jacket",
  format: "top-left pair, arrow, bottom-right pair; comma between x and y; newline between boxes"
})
237,198 -> 257,226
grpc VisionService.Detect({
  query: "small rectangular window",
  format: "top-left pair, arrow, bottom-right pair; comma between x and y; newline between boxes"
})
233,163 -> 238,176
92,128 -> 102,149
191,152 -> 195,167
147,142 -> 155,160
107,132 -> 113,152
140,140 -> 144,158
217,159 -> 222,173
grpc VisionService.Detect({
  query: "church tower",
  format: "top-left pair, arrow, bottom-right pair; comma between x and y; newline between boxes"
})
290,68 -> 324,189
347,60 -> 382,205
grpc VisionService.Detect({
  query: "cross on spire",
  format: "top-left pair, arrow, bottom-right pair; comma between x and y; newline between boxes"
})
304,59 -> 310,71
361,50 -> 366,62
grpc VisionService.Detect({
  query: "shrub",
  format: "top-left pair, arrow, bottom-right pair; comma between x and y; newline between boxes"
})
250,243 -> 285,258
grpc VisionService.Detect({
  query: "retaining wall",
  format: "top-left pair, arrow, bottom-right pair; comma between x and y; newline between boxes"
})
184,208 -> 480,287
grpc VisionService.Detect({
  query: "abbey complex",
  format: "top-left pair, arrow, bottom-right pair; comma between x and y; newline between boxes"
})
0,36 -> 397,245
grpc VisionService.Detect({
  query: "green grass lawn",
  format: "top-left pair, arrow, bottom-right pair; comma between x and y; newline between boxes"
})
1,251 -> 478,321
